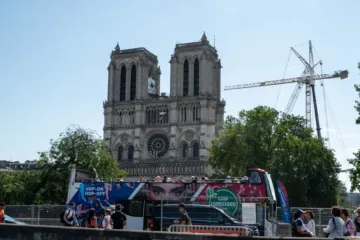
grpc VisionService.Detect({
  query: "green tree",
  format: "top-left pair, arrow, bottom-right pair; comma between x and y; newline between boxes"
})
209,106 -> 341,207
0,170 -> 43,204
348,63 -> 360,192
36,126 -> 126,204
338,181 -> 352,208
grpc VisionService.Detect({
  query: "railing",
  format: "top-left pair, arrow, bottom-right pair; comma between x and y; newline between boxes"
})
277,223 -> 329,237
5,204 -> 356,236
168,224 -> 249,235
137,157 -> 202,163
276,207 -> 357,225
5,205 -> 66,225
119,161 -> 209,177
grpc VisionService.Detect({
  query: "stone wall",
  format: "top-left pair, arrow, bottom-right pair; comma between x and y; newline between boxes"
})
0,224 -> 332,240
0,224 -> 244,240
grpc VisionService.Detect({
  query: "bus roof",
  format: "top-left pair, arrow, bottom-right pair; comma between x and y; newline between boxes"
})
248,168 -> 267,173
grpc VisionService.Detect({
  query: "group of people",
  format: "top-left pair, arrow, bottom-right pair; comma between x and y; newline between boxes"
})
292,206 -> 360,237
62,202 -> 127,229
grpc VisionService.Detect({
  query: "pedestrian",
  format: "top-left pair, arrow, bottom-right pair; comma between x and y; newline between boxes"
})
62,202 -> 79,227
85,208 -> 98,228
177,203 -> 191,232
341,208 -> 356,236
0,202 -> 6,224
110,204 -> 127,230
178,204 -> 191,225
109,205 -> 115,216
224,176 -> 232,184
323,206 -> 347,238
305,210 -> 316,236
291,209 -> 313,237
354,215 -> 360,236
102,209 -> 112,229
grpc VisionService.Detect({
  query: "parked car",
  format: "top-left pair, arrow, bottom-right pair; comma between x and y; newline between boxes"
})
148,204 -> 259,236
4,215 -> 26,225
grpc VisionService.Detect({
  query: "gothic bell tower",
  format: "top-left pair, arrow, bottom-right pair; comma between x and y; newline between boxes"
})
103,43 -> 161,164
103,33 -> 225,178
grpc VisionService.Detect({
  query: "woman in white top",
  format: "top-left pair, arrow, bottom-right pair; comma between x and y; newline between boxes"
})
323,206 -> 347,238
305,210 -> 316,236
102,209 -> 112,229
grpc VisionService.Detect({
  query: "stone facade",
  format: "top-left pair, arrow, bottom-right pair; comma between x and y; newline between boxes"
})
103,33 -> 225,177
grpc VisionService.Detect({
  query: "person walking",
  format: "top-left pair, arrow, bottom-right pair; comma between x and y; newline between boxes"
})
305,211 -> 316,236
110,204 -> 127,230
176,203 -> 192,232
354,215 -> 360,236
85,208 -> 98,228
109,205 -> 115,216
291,209 -> 313,237
177,203 -> 191,225
62,202 -> 79,227
341,208 -> 356,236
323,206 -> 347,238
0,202 -> 6,224
102,209 -> 112,229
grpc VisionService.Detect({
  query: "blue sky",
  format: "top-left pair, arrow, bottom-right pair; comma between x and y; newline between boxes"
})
0,0 -> 359,189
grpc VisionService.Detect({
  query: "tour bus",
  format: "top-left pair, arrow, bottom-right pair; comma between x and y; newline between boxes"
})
66,166 -> 278,236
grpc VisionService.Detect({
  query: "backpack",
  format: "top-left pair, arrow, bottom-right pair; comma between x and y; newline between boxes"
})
292,220 -> 300,237
344,220 -> 351,236
60,209 -> 73,224
292,219 -> 311,237
324,218 -> 336,238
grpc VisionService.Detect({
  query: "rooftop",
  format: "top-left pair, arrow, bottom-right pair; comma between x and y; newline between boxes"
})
111,44 -> 158,63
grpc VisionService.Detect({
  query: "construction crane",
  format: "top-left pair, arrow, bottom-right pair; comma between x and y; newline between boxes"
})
224,41 -> 349,139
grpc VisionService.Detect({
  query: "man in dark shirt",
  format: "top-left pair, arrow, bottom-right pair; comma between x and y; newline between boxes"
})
111,204 -> 127,229
178,204 -> 191,225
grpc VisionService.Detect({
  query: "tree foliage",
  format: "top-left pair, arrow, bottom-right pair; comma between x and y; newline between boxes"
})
0,170 -> 43,205
0,126 -> 126,205
209,106 -> 341,207
348,63 -> 360,192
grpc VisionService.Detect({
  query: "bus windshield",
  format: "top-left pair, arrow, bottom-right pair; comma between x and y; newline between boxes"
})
264,173 -> 277,202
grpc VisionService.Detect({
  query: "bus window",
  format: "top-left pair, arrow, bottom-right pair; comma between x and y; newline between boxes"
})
250,171 -> 262,184
264,173 -> 276,202
127,201 -> 144,217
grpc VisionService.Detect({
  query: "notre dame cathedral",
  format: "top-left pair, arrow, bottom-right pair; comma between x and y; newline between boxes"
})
103,33 -> 225,177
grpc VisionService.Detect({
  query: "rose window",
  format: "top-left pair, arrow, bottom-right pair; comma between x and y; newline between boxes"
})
147,133 -> 169,157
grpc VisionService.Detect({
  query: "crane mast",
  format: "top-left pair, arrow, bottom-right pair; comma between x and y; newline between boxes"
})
224,41 -> 349,139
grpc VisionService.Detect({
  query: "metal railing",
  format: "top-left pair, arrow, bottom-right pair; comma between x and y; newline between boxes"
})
276,207 -> 357,225
277,223 -> 329,237
5,205 -> 66,225
168,224 -> 249,235
5,204 -> 358,235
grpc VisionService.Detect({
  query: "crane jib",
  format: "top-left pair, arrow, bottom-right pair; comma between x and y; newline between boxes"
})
224,71 -> 349,91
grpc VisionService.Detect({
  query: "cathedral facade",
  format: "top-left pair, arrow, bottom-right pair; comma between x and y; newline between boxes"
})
103,33 -> 225,177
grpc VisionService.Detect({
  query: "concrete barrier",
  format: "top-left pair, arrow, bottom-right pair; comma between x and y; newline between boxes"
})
0,223 -> 336,240
0,224 -> 251,240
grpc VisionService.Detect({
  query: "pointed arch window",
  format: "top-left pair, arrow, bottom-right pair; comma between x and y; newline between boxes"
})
118,146 -> 123,161
192,142 -> 199,158
182,143 -> 188,158
130,65 -> 136,100
183,60 -> 189,96
128,145 -> 134,160
120,66 -> 126,101
194,59 -> 200,96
